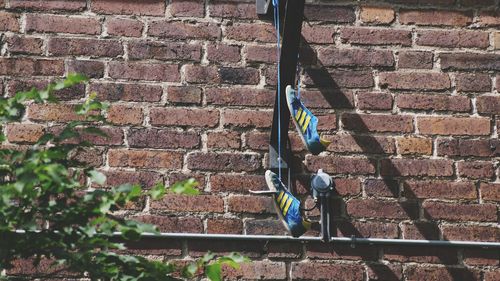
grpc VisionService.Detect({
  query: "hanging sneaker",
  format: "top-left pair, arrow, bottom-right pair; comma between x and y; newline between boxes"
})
285,85 -> 331,155
264,170 -> 311,238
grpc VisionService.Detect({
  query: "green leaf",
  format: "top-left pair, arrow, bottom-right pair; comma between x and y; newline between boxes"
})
149,183 -> 166,200
169,178 -> 199,195
88,170 -> 106,185
205,263 -> 222,281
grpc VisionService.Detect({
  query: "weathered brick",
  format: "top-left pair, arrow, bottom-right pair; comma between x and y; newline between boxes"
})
246,45 -> 277,64
133,215 -> 202,233
149,21 -> 220,40
220,67 -> 260,85
364,179 -> 399,197
67,60 -> 105,79
367,264 -> 403,281
303,69 -> 374,88
109,62 -> 179,81
6,123 -> 44,143
481,183 -> 500,201
26,14 -> 101,35
418,116 -> 490,135
90,83 -> 163,102
9,0 -> 86,11
106,18 -> 143,37
463,249 -> 499,267
442,225 -> 499,242
206,87 -> 273,107
347,199 -> 418,219
325,134 -> 396,154
406,266 -> 481,281
384,246 -> 458,264
167,86 -> 201,104
49,38 -> 123,58
401,222 -> 440,240
107,105 -> 143,125
102,169 -> 163,188
477,95 -> 500,114
223,109 -> 272,128
169,172 -> 206,189
342,113 -> 413,133
380,159 -> 453,177
8,79 -> 84,100
128,41 -> 201,61
455,73 -> 491,92
187,152 -> 260,172
485,270 -> 500,281
207,43 -> 241,63
225,23 -> 275,43
125,239 -> 181,256
306,155 -> 376,175
356,91 -> 393,110
92,0 -> 165,16
246,219 -> 285,235
457,161 -> 495,179
207,218 -> 243,234
494,32 -> 500,50
49,126 -> 123,146
294,89 -> 355,109
28,104 -> 85,122
170,0 -> 204,17
379,72 -> 450,91
403,180 -> 476,200
397,137 -> 432,155
396,94 -> 470,112
318,48 -> 394,67
417,30 -> 489,49
437,138 -> 499,157
223,261 -> 286,280
210,174 -> 266,194
128,128 -> 199,149
341,27 -> 411,46
151,194 -> 224,213
360,6 -> 395,24
0,12 -> 20,32
227,195 -> 274,214
6,35 -> 43,55
0,58 -> 64,77
400,10 -> 473,26
306,243 -> 378,261
440,53 -> 500,71
337,221 -> 399,238
150,108 -> 219,128
292,263 -> 363,281
302,24 -> 335,44
398,51 -> 433,69
304,5 -> 356,23
478,11 -> 500,27
207,131 -> 240,149
71,147 -> 104,167
423,201 -> 497,222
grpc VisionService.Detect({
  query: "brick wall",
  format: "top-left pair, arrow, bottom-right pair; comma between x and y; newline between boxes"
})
1,0 -> 499,280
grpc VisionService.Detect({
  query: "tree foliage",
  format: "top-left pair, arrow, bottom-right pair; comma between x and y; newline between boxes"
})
0,74 -> 247,280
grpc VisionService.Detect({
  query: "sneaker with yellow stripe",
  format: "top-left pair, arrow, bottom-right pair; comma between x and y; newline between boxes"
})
265,170 -> 311,237
285,85 -> 331,155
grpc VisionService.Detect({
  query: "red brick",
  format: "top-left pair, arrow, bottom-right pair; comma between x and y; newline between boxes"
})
478,11 -> 500,27
125,239 -> 181,256
291,262 -> 363,281
107,104 -> 144,125
407,266 -> 481,281
384,246 -> 458,264
207,218 -> 243,234
302,24 -> 335,44
440,53 -> 500,71
380,72 -> 450,91
6,35 -> 43,55
417,30 -> 489,49
151,194 -> 224,212
481,183 -> 500,201
206,87 -> 273,107
347,199 -> 418,219
28,104 -> 85,122
398,51 -> 433,69
170,0 -> 204,17
461,0 -> 496,6
209,2 -> 255,19
360,6 -> 395,25
227,195 -> 274,214
307,243 -> 377,261
10,80 -> 84,102
207,43 -> 241,63
396,94 -> 470,112
7,258 -> 73,277
268,242 -> 304,259
457,161 -> 495,179
223,261 -> 286,280
246,45 -> 277,64
109,62 -> 179,81
306,155 -> 376,175
423,201 -> 497,222
187,152 -> 260,172
403,180 -> 476,200
396,137 -> 432,155
220,67 -> 260,85
128,41 -> 201,61
71,147 -> 104,167
342,113 -> 413,133
26,14 -> 101,35
364,179 -> 399,197
49,38 -> 122,58
325,134 -> 396,154
127,128 -> 199,149
169,172 -> 206,189
456,73 -> 492,92
332,178 -> 361,196
357,91 -> 393,110
419,116 -> 490,136
106,18 -> 143,37
477,95 -> 500,114
304,5 -> 356,23
0,58 -> 64,77
225,23 -> 276,43
9,0 -> 86,11
150,108 -> 219,128
318,48 -> 394,67
149,21 -> 220,40
367,264 -> 403,281
437,138 -> 499,157
90,83 -> 162,102
50,126 -> 123,146
400,10 -> 473,26
6,123 -> 44,143
167,86 -> 201,104
92,0 -> 165,16
102,169 -> 163,188
0,12 -> 20,32
184,65 -> 219,84
295,89 -> 355,109
223,109 -> 272,128
109,149 -> 183,169
207,131 -> 240,149
442,225 -> 499,242
340,27 -> 411,46
246,219 -> 285,235
381,159 -> 453,177
463,249 -> 499,266
401,222 -> 440,240
67,60 -> 105,79
485,271 -> 500,281
302,69 -> 374,88
337,221 -> 399,238
133,215 -> 202,233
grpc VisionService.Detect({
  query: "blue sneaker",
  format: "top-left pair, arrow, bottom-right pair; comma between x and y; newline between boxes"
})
286,85 -> 331,155
265,170 -> 311,237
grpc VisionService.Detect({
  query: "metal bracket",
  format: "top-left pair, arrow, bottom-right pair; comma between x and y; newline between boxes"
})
256,0 -> 272,15
311,170 -> 335,242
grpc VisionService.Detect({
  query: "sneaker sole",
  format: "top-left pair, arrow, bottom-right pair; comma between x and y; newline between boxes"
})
285,86 -> 312,152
